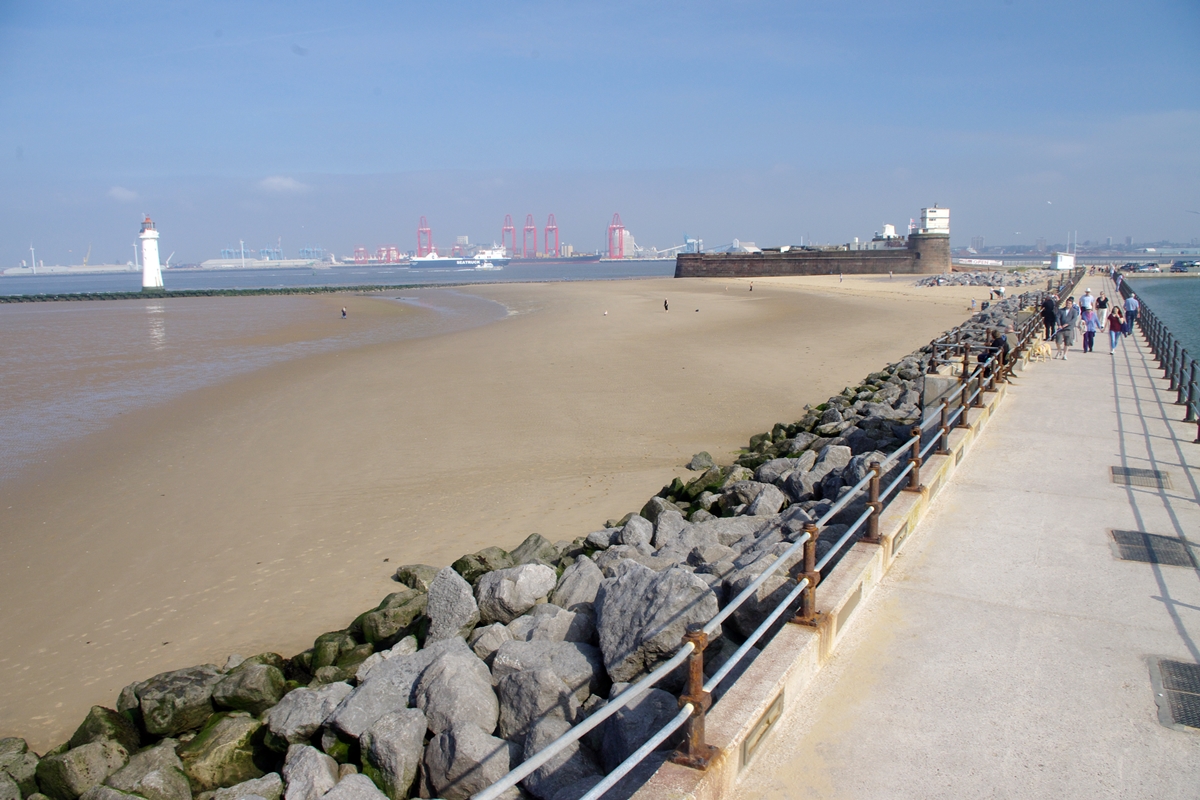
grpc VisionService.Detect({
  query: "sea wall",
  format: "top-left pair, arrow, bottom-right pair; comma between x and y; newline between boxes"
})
674,233 -> 950,278
0,291 -> 1038,800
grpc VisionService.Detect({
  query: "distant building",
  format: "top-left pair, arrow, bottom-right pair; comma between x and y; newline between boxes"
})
676,205 -> 950,277
970,235 -> 985,252
1035,238 -> 1047,253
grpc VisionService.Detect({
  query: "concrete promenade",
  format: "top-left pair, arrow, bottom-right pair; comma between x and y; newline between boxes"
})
733,279 -> 1200,799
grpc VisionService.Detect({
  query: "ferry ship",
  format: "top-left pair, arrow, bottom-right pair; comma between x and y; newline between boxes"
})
409,246 -> 510,269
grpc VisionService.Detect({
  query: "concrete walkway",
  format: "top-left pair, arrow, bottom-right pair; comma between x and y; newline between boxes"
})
733,279 -> 1200,799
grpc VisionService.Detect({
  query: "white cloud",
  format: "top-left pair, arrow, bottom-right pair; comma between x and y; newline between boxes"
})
258,176 -> 310,194
108,186 -> 138,202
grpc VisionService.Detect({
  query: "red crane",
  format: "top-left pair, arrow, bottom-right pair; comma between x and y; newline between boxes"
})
354,246 -> 369,265
607,213 -> 625,259
522,214 -> 538,258
501,214 -> 516,256
417,216 -> 433,257
544,214 -> 559,258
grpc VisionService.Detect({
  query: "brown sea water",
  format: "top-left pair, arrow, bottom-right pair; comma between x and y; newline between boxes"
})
0,289 -> 506,483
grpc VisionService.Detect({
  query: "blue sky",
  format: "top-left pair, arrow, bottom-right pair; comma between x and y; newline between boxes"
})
1,0 -> 1197,264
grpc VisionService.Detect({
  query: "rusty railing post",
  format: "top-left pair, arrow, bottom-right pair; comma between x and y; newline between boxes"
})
957,365 -> 971,429
670,626 -> 717,769
1186,362 -> 1198,424
862,461 -> 882,544
792,522 -> 821,626
1177,350 -> 1189,406
936,400 -> 950,455
905,425 -> 922,492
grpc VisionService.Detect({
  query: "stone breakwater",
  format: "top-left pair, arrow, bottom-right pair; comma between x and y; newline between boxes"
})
916,269 -> 1059,288
0,295 -> 1033,800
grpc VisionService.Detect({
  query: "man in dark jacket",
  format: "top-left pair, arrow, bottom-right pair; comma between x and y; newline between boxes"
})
1041,293 -> 1058,339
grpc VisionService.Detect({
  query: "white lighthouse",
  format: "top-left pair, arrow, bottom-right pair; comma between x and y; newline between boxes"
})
139,215 -> 164,291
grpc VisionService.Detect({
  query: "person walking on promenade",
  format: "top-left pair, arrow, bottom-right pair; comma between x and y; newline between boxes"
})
1054,296 -> 1079,359
1106,306 -> 1125,354
1124,293 -> 1139,332
1096,292 -> 1109,313
1041,293 -> 1059,340
1079,288 -> 1095,315
1081,306 -> 1100,353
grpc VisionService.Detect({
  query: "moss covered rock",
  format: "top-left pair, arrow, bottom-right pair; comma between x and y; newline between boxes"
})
36,741 -> 128,800
177,713 -> 266,793
451,547 -> 514,585
66,708 -> 140,761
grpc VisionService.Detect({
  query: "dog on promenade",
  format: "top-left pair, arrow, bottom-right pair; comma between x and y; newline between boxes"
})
1031,338 -> 1052,363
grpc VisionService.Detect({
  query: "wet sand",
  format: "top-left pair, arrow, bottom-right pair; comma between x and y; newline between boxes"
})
0,275 -> 984,750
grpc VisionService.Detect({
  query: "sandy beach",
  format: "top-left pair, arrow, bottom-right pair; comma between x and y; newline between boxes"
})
0,275 -> 985,750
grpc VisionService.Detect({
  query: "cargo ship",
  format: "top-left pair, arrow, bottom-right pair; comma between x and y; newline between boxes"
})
507,253 -> 602,266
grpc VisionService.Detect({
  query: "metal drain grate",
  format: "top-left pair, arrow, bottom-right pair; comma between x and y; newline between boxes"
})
1110,466 -> 1173,489
1111,530 -> 1196,567
1154,660 -> 1200,730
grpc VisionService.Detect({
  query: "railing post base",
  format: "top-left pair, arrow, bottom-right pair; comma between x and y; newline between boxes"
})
670,627 -> 718,771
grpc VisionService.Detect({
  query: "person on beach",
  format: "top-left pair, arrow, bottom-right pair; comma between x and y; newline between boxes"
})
1054,297 -> 1079,359
1041,293 -> 1059,340
1106,306 -> 1125,354
1124,293 -> 1139,332
1081,306 -> 1100,353
341,307 -> 347,318
664,299 -> 669,312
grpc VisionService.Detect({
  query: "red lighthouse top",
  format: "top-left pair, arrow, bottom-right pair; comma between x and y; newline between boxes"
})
141,216 -> 156,233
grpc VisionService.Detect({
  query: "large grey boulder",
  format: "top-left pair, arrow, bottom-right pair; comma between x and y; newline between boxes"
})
594,563 -> 720,683
650,512 -> 688,549
746,484 -> 787,516
0,775 -> 22,800
424,567 -> 480,643
211,773 -> 282,800
359,709 -> 426,800
496,668 -> 580,742
36,741 -> 129,800
213,663 -> 286,716
264,682 -> 353,747
411,643 -> 498,735
549,557 -> 603,613
639,497 -> 683,525
520,717 -> 600,800
104,741 -> 191,800
281,745 -> 337,800
506,605 -> 594,644
354,638 -> 418,684
176,712 -> 265,793
511,533 -> 558,566
491,641 -> 606,702
325,638 -> 458,739
67,708 -> 140,755
475,564 -> 557,624
616,516 -> 652,549
687,516 -> 773,547
137,666 -> 224,737
725,545 -> 804,639
599,687 -> 679,772
0,738 -> 38,797
319,775 -> 386,800
421,723 -> 520,800
686,452 -> 714,471
467,623 -> 513,664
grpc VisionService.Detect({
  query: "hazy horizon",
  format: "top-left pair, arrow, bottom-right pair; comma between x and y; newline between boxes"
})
2,1 -> 1198,265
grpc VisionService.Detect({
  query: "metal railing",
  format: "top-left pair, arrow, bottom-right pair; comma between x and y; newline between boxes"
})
1117,280 -> 1200,443
472,286 -> 1060,800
